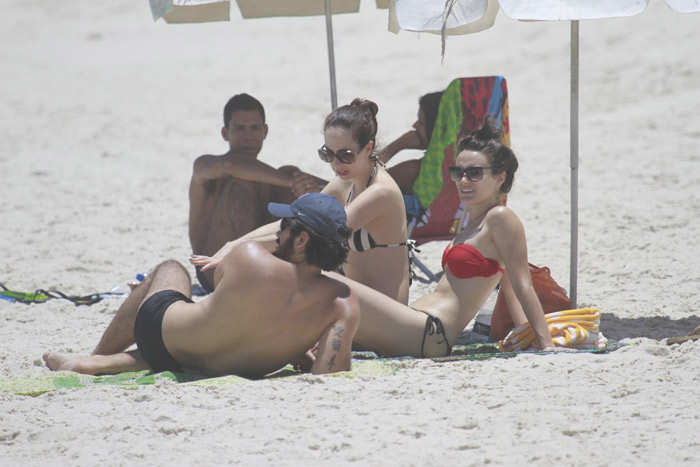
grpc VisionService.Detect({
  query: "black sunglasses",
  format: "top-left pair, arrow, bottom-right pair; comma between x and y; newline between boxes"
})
448,166 -> 495,182
318,145 -> 357,164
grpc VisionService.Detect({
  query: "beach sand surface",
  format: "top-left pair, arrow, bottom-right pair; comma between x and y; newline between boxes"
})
1,1 -> 700,465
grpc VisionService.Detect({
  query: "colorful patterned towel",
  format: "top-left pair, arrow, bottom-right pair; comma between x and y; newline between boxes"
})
497,308 -> 608,352
409,76 -> 510,243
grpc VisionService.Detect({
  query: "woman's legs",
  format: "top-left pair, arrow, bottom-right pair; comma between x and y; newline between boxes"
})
325,271 -> 447,357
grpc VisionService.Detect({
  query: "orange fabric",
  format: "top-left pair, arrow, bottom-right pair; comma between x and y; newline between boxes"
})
490,264 -> 573,341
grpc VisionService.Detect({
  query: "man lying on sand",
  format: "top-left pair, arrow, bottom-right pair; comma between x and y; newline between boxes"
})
189,93 -> 321,293
44,193 -> 359,378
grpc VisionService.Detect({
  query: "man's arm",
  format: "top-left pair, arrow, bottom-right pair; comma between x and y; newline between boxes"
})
377,130 -> 424,164
188,156 -> 218,253
190,220 -> 280,271
188,153 -> 315,254
311,294 -> 360,375
189,153 -> 290,253
192,153 -> 294,188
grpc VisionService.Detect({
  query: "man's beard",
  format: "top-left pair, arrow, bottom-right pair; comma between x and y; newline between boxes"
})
273,235 -> 295,262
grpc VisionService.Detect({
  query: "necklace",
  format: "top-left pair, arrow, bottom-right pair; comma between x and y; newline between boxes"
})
346,164 -> 377,205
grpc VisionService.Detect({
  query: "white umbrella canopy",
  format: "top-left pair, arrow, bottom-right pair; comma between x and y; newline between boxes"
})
149,0 -> 386,111
389,0 -> 699,31
390,0 -> 700,306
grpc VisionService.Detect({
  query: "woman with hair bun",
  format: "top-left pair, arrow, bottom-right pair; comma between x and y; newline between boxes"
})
314,98 -> 410,304
330,118 -> 561,357
192,99 -> 411,305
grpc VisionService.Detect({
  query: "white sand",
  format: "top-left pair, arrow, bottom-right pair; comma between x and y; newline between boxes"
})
2,1 -> 700,464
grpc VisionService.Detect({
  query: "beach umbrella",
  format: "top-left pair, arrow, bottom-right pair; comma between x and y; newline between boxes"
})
389,0 -> 700,306
148,0 -> 388,111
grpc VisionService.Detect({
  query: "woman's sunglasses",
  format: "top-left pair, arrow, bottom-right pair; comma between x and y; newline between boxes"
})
448,166 -> 495,182
318,145 -> 357,164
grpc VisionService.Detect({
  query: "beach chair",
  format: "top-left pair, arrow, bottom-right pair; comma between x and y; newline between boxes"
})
407,76 -> 510,283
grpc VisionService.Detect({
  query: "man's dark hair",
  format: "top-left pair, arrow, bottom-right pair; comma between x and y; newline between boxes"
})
223,93 -> 266,127
288,218 -> 348,271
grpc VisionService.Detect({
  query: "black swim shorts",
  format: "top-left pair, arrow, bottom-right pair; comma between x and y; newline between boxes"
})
134,289 -> 193,373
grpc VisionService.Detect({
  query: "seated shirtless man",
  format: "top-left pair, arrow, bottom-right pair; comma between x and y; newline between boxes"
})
189,93 -> 319,293
44,193 -> 359,378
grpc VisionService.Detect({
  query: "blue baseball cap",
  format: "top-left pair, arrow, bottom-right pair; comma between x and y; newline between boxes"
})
268,193 -> 350,245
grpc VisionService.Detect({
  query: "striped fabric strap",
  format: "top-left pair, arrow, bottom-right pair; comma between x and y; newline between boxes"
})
349,229 -> 408,252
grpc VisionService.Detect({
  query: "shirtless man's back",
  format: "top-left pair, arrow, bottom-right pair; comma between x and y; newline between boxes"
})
165,241 -> 356,377
44,194 -> 358,378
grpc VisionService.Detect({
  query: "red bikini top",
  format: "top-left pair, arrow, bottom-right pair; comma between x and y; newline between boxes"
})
441,243 -> 504,279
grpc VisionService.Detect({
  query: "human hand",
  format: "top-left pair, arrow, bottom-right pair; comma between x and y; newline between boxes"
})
290,172 -> 320,197
190,250 -> 227,272
189,254 -> 214,270
190,239 -> 243,271
289,344 -> 318,373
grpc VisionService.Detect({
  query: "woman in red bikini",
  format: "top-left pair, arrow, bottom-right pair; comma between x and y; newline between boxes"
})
330,119 -> 558,357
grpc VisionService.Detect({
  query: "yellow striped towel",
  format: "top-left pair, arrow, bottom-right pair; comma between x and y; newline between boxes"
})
497,308 -> 608,352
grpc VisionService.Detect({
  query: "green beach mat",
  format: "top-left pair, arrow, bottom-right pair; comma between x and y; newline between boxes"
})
0,360 -> 397,397
2,342 -> 621,397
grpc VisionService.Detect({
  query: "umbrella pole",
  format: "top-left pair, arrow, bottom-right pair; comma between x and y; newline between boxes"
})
570,20 -> 579,307
324,0 -> 338,110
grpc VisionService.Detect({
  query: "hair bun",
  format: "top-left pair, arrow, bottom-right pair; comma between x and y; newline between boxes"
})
350,98 -> 379,118
324,98 -> 380,151
471,117 -> 503,142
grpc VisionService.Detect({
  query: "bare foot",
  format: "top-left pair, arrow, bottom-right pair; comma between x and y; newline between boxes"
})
42,351 -> 82,372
